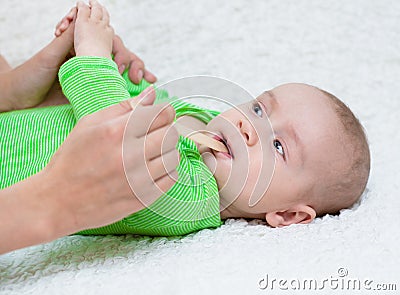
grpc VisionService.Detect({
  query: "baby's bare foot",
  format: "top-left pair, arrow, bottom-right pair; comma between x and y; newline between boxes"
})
74,0 -> 114,59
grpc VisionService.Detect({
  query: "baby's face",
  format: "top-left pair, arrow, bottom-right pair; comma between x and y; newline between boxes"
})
201,83 -> 342,222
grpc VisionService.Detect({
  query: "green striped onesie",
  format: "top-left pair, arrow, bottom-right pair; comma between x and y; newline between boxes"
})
0,56 -> 222,236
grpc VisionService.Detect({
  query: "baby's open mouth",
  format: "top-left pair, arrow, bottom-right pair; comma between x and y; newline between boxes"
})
212,134 -> 233,158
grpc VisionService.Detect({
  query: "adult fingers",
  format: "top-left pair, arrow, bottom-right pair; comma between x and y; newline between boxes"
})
117,86 -> 156,113
81,96 -> 174,138
55,7 -> 77,36
126,102 -> 176,137
80,87 -> 155,125
127,57 -> 156,84
142,123 -> 179,160
131,169 -> 178,208
143,69 -> 157,83
58,19 -> 70,32
55,19 -> 62,36
80,100 -> 133,126
154,169 -> 178,195
132,86 -> 156,107
146,149 -> 179,181
68,6 -> 78,20
128,59 -> 145,84
64,6 -> 77,23
112,36 -> 129,73
122,130 -> 178,208
111,37 -> 157,83
126,167 -> 178,209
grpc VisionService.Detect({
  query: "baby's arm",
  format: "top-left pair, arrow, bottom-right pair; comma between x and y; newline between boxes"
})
0,12 -> 75,113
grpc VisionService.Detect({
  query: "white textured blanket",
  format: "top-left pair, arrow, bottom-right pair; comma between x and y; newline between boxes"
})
1,0 -> 399,294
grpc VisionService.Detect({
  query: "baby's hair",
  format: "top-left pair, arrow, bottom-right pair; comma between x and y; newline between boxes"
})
312,88 -> 371,217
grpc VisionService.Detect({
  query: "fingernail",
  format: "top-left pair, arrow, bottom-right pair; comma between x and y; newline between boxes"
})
118,64 -> 125,73
143,86 -> 154,95
165,103 -> 175,115
137,70 -> 144,81
141,86 -> 150,94
140,89 -> 155,105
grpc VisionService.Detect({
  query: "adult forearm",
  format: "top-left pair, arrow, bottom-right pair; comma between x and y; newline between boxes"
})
0,34 -> 73,112
0,173 -> 64,254
8,39 -> 69,110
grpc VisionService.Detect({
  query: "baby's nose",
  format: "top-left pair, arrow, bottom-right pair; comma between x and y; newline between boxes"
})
238,119 -> 258,146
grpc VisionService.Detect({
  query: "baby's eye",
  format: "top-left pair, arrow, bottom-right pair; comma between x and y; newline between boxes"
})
273,140 -> 285,156
252,102 -> 263,117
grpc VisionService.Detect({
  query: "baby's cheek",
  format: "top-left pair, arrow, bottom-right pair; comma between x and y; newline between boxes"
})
214,111 -> 238,127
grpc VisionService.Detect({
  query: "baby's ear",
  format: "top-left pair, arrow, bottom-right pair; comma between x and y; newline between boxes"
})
265,205 -> 316,227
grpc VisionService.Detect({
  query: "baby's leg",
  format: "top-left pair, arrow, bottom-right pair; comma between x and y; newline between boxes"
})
0,55 -> 12,73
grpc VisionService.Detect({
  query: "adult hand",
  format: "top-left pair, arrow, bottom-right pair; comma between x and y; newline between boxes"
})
112,35 -> 157,84
0,87 -> 179,254
0,12 -> 75,112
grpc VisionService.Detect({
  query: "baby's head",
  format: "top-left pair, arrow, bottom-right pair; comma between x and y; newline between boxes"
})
201,83 -> 370,227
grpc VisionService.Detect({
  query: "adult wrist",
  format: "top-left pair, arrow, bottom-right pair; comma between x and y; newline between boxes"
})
0,172 -> 63,254
31,169 -> 79,240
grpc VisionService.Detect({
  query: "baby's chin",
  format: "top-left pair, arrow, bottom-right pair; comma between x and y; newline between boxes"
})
200,147 -> 231,187
200,146 -> 218,175
218,196 -> 267,220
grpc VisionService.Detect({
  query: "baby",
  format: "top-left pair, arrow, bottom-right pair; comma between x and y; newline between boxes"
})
0,1 -> 370,235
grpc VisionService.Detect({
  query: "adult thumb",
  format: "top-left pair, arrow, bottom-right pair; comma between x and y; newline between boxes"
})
82,86 -> 157,125
127,86 -> 156,110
